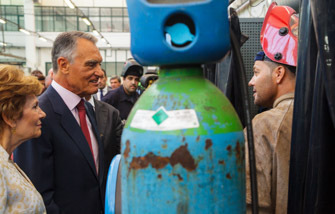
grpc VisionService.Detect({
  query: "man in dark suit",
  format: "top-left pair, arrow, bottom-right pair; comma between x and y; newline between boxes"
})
14,31 -> 105,214
86,95 -> 123,186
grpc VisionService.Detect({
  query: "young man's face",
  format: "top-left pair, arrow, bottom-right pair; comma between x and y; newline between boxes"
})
248,61 -> 277,108
123,75 -> 139,95
110,78 -> 121,89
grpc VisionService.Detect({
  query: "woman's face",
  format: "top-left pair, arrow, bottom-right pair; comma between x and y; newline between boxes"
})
15,94 -> 46,142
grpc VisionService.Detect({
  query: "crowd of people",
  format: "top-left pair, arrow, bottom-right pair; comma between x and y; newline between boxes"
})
0,3 -> 298,214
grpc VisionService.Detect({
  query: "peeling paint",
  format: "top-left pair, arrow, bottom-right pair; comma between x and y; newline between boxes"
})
129,152 -> 170,170
124,140 -> 130,159
205,139 -> 213,150
170,144 -> 197,171
128,144 -> 197,172
218,160 -> 225,165
196,135 -> 200,142
173,173 -> 183,181
158,174 -> 162,179
226,173 -> 232,179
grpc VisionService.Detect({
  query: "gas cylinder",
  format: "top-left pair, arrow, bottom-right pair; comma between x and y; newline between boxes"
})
121,66 -> 245,213
119,0 -> 246,213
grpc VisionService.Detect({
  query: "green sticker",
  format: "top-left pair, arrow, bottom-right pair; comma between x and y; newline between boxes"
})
152,109 -> 169,125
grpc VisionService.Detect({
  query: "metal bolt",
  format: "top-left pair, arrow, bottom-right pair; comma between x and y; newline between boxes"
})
279,27 -> 289,36
274,53 -> 282,60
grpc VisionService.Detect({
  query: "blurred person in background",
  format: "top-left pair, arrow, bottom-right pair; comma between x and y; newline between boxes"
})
31,70 -> 46,94
109,75 -> 121,90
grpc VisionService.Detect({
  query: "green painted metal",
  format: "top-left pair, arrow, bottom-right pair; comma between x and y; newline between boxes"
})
125,66 -> 243,135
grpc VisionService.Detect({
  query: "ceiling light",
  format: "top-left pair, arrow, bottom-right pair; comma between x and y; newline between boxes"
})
93,30 -> 99,36
101,38 -> 107,43
82,17 -> 91,26
64,0 -> 75,9
0,18 -> 6,24
0,42 -> 7,46
19,28 -> 30,35
39,37 -> 47,42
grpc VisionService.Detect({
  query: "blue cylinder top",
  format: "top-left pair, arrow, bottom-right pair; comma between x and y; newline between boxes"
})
126,0 -> 231,66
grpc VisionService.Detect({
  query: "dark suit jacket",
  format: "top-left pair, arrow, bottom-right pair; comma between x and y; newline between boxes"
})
14,86 -> 104,214
93,98 -> 122,186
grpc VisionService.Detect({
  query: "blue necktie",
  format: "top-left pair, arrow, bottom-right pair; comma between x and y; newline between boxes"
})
99,89 -> 103,100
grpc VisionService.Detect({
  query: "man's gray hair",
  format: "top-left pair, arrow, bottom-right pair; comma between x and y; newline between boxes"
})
51,31 -> 97,73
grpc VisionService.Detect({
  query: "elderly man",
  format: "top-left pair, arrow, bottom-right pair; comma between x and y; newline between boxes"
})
15,31 -> 105,213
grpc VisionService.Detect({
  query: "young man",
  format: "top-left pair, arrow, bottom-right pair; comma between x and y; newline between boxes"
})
109,75 -> 121,90
102,58 -> 143,121
245,3 -> 299,214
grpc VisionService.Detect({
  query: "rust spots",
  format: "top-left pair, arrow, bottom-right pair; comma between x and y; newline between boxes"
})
182,136 -> 186,142
235,141 -> 241,159
162,144 -> 167,149
124,140 -> 130,159
226,145 -> 232,152
129,152 -> 170,170
205,139 -> 213,150
157,174 -> 162,179
226,173 -> 232,179
170,144 -> 197,171
218,160 -> 225,165
129,144 -> 197,172
196,135 -> 200,142
173,173 -> 183,181
204,106 -> 216,112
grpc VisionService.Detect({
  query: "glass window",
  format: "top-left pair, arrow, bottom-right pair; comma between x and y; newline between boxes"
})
101,8 -> 112,16
112,8 -> 123,16
111,17 -> 122,32
42,16 -> 54,32
34,7 -> 42,15
101,16 -> 112,32
65,7 -> 77,16
123,8 -> 128,17
4,15 -> 18,31
90,16 -> 100,31
89,8 -> 99,16
54,7 -> 65,16
5,6 -> 18,15
65,16 -> 77,31
55,15 -> 66,32
123,17 -> 129,32
35,16 -> 42,32
79,17 -> 90,32
42,7 -> 53,15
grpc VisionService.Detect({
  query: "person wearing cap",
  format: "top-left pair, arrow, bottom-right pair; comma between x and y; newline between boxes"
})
244,2 -> 299,214
102,58 -> 143,121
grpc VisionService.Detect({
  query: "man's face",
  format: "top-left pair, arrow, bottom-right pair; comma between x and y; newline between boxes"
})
248,61 -> 277,108
110,78 -> 121,89
66,38 -> 103,97
98,74 -> 107,89
123,75 -> 139,94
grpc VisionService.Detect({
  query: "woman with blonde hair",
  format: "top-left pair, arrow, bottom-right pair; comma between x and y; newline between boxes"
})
0,64 -> 46,213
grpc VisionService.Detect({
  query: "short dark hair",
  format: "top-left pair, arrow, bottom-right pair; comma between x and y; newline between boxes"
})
110,75 -> 121,83
101,68 -> 107,77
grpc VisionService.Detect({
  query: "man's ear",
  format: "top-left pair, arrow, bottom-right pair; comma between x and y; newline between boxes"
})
57,57 -> 70,74
2,112 -> 16,129
274,65 -> 286,84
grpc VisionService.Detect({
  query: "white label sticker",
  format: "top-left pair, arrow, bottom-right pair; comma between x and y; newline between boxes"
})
130,107 -> 199,131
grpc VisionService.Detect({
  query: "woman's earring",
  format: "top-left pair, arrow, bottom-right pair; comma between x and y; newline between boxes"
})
11,127 -> 16,134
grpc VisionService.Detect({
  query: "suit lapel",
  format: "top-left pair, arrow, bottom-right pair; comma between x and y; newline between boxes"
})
93,98 -> 109,140
47,87 -> 98,178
